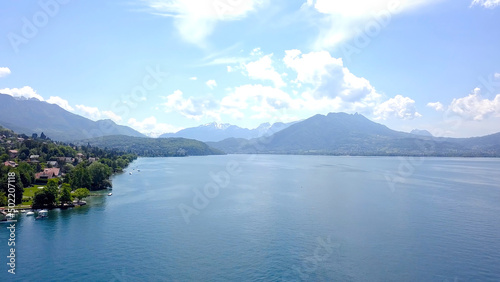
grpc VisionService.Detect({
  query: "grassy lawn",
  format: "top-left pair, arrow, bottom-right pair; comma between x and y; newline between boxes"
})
20,185 -> 45,207
23,185 -> 44,198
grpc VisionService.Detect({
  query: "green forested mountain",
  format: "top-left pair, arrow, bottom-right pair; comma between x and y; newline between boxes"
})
79,135 -> 225,157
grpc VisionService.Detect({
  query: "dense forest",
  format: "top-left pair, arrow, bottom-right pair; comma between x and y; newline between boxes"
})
78,135 -> 225,157
0,127 -> 136,208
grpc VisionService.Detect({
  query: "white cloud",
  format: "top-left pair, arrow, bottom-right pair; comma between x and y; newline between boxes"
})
189,76 -> 197,80
128,116 -> 181,137
470,0 -> 500,8
448,88 -> 500,121
244,54 -> 286,88
250,47 -> 263,56
304,0 -> 438,50
206,79 -> 217,89
495,73 -> 500,79
75,104 -> 122,123
102,110 -> 123,123
47,96 -> 74,111
221,84 -> 299,119
374,95 -> 422,120
427,101 -> 444,111
161,90 -> 219,120
143,0 -> 266,46
0,67 -> 11,78
0,86 -> 45,101
284,49 -> 381,106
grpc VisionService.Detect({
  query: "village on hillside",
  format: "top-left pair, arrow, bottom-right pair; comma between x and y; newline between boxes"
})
0,127 -> 136,219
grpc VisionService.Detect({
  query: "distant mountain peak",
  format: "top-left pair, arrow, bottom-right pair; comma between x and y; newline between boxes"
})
410,129 -> 433,137
202,122 -> 231,130
159,120 -> 295,142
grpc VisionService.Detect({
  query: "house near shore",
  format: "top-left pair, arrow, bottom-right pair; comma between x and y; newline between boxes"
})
3,161 -> 18,168
35,167 -> 61,180
8,150 -> 18,158
57,157 -> 76,163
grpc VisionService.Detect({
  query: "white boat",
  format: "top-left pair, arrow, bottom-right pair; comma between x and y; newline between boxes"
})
129,172 -> 132,175
26,211 -> 35,216
36,209 -> 48,220
108,192 -> 112,196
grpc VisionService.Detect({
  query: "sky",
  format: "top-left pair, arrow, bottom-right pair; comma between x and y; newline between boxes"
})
1,0 -> 500,138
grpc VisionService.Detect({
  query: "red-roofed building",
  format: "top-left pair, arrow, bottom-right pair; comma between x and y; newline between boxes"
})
35,168 -> 61,180
3,161 -> 18,168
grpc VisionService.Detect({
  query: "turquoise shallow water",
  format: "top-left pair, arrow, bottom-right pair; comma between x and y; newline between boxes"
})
1,155 -> 500,281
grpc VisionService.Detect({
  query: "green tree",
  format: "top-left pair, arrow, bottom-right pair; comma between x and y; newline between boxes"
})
33,189 -> 52,208
88,162 -> 112,190
0,191 -> 7,207
46,178 -> 59,201
73,188 -> 89,202
32,179 -> 59,208
69,164 -> 91,190
59,183 -> 72,203
17,162 -> 34,187
0,154 -> 8,162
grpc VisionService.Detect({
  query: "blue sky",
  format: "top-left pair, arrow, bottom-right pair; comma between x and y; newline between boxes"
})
1,0 -> 500,137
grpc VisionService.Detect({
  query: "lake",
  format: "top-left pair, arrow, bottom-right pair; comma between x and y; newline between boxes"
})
2,155 -> 500,281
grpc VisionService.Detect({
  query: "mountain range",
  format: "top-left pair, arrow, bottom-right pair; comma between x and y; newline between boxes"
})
159,121 -> 294,142
1,93 -> 500,157
206,113 -> 500,157
0,94 -> 145,141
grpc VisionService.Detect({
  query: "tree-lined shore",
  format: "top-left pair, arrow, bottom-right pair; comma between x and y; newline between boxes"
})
0,127 -> 136,208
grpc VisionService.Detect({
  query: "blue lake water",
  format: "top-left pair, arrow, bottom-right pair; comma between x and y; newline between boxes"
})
2,155 -> 500,281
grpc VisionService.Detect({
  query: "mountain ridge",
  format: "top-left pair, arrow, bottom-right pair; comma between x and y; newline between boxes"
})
0,94 -> 145,142
159,121 -> 295,142
207,112 -> 500,157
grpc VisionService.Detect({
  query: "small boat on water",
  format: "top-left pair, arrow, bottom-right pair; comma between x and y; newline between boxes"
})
72,200 -> 87,206
26,211 -> 35,216
108,192 -> 112,196
36,209 -> 48,220
129,172 -> 132,175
